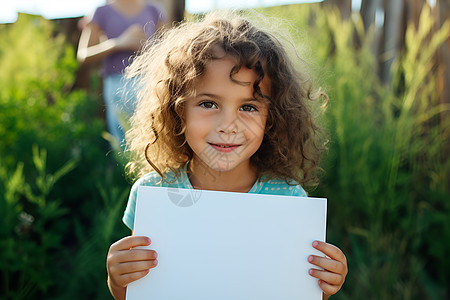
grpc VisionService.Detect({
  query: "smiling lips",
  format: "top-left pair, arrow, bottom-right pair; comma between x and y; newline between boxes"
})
209,143 -> 241,153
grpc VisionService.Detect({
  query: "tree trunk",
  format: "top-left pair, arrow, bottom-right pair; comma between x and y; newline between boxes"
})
150,0 -> 184,23
361,0 -> 382,31
380,0 -> 406,85
171,0 -> 185,23
322,0 -> 351,19
436,0 -> 450,105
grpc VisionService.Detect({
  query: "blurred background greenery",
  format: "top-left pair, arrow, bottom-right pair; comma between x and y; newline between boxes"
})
0,1 -> 449,299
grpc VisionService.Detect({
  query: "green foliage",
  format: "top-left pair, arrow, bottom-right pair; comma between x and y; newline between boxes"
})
0,146 -> 74,299
263,4 -> 450,299
57,184 -> 129,299
0,14 -> 130,299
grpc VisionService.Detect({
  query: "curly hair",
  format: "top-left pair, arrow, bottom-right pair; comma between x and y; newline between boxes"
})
124,10 -> 327,188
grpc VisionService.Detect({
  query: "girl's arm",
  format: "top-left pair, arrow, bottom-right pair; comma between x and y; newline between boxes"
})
107,235 -> 158,300
77,22 -> 146,66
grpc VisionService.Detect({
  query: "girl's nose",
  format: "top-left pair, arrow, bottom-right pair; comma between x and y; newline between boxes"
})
217,110 -> 238,134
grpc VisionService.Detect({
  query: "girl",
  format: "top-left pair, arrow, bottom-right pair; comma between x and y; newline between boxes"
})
107,11 -> 347,300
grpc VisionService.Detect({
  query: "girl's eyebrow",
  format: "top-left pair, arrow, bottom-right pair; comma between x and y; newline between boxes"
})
196,92 -> 267,103
196,92 -> 220,99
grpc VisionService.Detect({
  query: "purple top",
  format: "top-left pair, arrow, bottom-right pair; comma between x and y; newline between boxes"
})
91,3 -> 166,76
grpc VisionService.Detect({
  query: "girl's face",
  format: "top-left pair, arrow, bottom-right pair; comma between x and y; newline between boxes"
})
184,56 -> 270,173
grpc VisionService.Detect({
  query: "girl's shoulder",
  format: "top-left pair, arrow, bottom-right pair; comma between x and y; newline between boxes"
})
135,170 -> 165,186
132,166 -> 191,189
251,177 -> 307,197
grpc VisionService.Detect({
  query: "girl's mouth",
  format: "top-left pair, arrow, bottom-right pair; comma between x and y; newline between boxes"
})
209,143 -> 241,153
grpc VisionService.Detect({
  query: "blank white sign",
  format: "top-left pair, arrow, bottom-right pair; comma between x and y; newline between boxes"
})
127,186 -> 327,300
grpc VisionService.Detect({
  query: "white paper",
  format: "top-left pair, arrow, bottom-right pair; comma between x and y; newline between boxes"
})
127,186 -> 327,300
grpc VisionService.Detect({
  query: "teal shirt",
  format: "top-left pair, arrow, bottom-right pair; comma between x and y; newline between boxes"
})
123,163 -> 307,230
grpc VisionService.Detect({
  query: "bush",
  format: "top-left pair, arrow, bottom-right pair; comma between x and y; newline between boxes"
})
0,14 -> 130,299
0,147 -> 75,298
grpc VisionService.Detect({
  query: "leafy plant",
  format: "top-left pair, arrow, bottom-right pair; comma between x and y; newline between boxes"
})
57,183 -> 130,299
0,146 -> 76,299
0,14 -> 131,299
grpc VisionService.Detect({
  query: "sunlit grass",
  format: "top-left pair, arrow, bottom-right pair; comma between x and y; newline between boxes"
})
261,4 -> 449,299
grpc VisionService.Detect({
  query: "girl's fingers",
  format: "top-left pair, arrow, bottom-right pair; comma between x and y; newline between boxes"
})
309,268 -> 344,286
318,279 -> 341,296
108,247 -> 157,266
115,269 -> 151,287
107,236 -> 157,273
107,236 -> 159,289
308,241 -> 348,296
113,259 -> 158,276
110,236 -> 152,251
308,255 -> 347,275
312,241 -> 347,264
115,248 -> 158,263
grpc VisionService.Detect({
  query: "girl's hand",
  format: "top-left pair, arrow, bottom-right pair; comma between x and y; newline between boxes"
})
308,240 -> 347,299
107,236 -> 158,300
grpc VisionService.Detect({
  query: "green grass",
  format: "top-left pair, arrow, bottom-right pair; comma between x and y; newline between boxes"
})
260,4 -> 450,299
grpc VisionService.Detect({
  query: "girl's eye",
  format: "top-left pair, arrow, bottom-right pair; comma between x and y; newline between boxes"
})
199,101 -> 217,109
240,104 -> 257,112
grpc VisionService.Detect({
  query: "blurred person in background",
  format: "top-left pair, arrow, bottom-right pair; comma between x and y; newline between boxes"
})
77,0 -> 167,148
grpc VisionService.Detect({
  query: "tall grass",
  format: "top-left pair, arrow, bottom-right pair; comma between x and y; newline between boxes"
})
263,3 -> 450,299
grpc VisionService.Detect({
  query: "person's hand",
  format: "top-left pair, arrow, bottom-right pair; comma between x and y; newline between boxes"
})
107,236 -> 158,299
308,241 -> 347,299
115,24 -> 147,51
